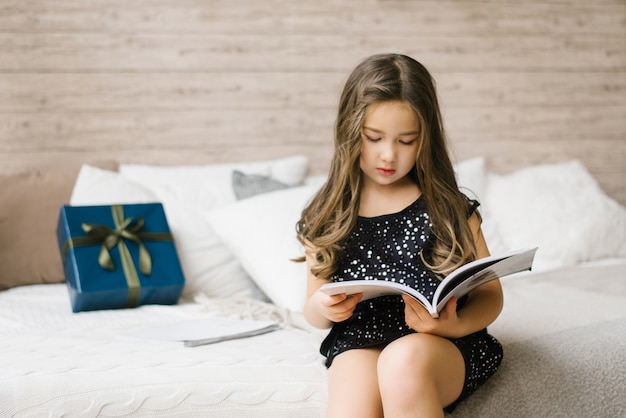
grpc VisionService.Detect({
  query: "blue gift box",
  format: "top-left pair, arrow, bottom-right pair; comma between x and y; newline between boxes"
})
57,203 -> 185,313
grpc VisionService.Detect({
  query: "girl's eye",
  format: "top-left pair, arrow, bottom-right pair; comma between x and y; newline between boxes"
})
365,135 -> 381,142
399,139 -> 416,145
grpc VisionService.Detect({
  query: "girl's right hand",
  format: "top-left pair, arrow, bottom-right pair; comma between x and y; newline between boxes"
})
312,290 -> 363,323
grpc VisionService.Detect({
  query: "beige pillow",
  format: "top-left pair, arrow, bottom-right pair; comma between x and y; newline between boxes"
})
0,162 -> 118,289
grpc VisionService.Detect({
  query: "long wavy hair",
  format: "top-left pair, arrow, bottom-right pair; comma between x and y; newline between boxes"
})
296,53 -> 477,281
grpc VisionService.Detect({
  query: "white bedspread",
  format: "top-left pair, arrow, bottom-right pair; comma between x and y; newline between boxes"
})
2,261 -> 625,417
0,285 -> 328,417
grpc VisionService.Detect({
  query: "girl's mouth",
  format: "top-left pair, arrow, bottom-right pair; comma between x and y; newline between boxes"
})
377,168 -> 396,176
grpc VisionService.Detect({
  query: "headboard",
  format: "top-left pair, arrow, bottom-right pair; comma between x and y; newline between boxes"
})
1,1 -> 624,206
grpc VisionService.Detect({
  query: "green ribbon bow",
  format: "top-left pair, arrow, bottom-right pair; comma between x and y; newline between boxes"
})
62,205 -> 173,308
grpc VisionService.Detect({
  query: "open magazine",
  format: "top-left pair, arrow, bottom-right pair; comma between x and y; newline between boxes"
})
320,247 -> 538,318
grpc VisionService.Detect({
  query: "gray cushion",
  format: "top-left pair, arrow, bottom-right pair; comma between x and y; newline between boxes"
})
232,170 -> 291,200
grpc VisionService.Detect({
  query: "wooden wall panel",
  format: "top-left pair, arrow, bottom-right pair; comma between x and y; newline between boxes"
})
1,72 -> 623,111
2,106 -> 624,150
0,0 -> 624,206
1,1 -> 623,36
0,34 -> 622,72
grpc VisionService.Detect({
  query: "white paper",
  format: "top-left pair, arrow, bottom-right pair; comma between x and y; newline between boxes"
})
120,316 -> 280,347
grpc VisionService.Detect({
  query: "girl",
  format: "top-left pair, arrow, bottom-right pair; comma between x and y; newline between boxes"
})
296,53 -> 503,417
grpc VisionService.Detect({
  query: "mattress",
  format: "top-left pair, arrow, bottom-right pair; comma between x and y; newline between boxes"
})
0,284 -> 328,417
2,261 -> 626,417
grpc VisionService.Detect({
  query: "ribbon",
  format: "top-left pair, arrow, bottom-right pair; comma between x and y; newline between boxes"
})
62,205 -> 173,308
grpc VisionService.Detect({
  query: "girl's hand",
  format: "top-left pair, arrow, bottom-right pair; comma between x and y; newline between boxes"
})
402,295 -> 464,338
312,290 -> 363,323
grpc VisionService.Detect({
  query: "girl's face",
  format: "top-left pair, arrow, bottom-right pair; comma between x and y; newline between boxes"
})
359,100 -> 420,188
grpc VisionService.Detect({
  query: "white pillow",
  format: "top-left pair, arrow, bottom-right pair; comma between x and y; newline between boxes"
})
451,157 -> 508,254
71,164 -> 158,204
70,165 -> 264,301
205,185 -> 320,312
118,156 -> 309,300
483,160 -> 626,271
119,155 -> 309,210
454,157 -> 487,201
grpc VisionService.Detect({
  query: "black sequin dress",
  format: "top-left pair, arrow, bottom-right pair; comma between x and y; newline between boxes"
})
320,195 -> 503,409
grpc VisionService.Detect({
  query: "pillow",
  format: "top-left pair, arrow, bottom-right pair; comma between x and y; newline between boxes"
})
454,157 -> 487,201
232,170 -> 291,200
118,156 -> 309,300
71,164 -> 157,204
119,155 -> 309,210
451,157 -> 508,254
205,185 -> 320,312
70,165 -> 265,301
0,162 -> 117,289
483,160 -> 626,271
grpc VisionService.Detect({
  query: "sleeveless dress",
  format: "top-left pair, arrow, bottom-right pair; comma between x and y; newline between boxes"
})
319,195 -> 503,411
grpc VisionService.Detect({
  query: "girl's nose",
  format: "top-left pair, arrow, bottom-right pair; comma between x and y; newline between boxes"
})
380,144 -> 395,162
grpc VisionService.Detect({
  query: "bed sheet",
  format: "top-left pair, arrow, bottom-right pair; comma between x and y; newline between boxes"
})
0,284 -> 327,418
454,260 -> 626,418
2,261 -> 625,417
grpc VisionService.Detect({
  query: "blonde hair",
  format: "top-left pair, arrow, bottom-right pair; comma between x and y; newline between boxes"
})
297,53 -> 477,280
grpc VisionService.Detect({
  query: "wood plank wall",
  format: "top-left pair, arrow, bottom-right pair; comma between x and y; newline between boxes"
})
0,0 -> 624,205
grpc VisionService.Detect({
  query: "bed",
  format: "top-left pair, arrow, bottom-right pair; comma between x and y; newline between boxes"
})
1,155 -> 625,418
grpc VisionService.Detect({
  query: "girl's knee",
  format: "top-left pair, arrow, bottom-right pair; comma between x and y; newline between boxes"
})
379,334 -> 437,366
377,334 -> 460,390
376,335 -> 447,413
377,334 -> 435,386
377,333 -> 465,410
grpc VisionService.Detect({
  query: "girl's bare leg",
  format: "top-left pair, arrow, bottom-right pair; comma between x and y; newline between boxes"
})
326,348 -> 384,418
377,333 -> 465,418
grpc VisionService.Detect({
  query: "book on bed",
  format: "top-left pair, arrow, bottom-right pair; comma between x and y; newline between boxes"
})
121,317 -> 280,347
320,247 -> 538,318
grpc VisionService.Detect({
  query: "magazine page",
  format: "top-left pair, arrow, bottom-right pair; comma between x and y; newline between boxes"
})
433,247 -> 538,312
438,248 -> 537,290
319,280 -> 433,311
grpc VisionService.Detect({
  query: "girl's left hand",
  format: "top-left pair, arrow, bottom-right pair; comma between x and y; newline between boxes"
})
402,295 -> 463,338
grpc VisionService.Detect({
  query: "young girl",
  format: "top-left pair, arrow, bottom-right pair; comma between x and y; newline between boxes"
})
296,53 -> 503,417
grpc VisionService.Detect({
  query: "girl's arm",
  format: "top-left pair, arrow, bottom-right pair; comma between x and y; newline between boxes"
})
403,213 -> 504,338
452,212 -> 503,334
303,245 -> 363,329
